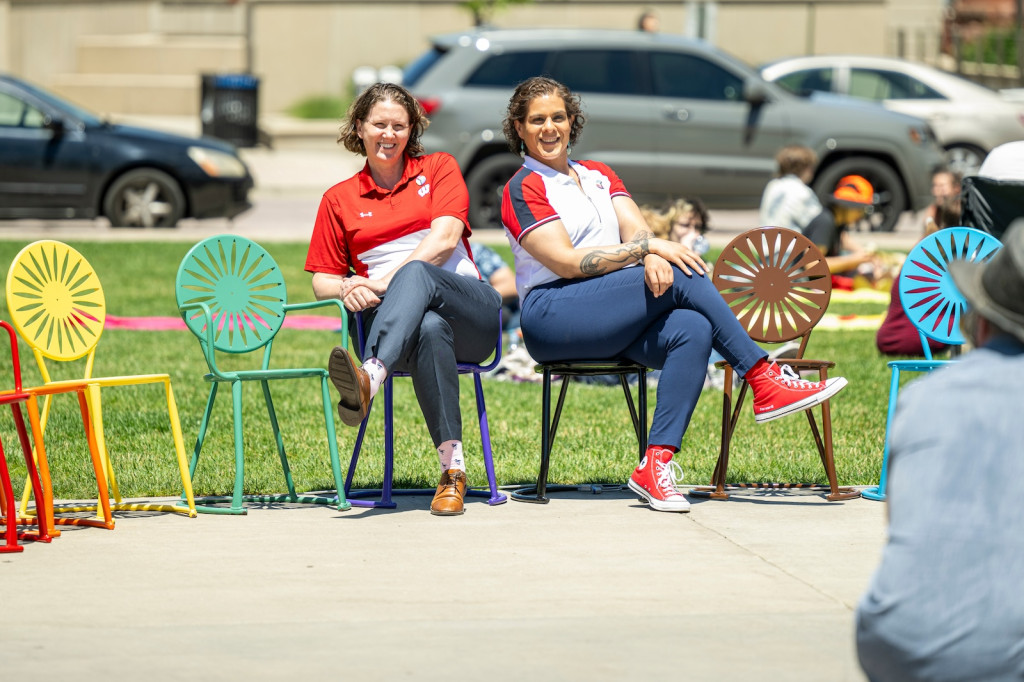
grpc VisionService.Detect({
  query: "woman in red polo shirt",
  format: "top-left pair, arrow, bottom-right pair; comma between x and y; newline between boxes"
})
306,82 -> 501,516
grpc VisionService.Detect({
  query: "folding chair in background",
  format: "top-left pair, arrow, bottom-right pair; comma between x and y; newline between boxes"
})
861,226 -> 1002,501
691,227 -> 859,501
176,235 -> 351,514
6,240 -> 197,529
0,320 -> 52,551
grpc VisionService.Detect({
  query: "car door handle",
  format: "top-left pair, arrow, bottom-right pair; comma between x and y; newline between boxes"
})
664,107 -> 690,122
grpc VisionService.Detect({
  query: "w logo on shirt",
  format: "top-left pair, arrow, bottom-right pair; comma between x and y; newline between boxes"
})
359,211 -> 373,218
418,184 -> 431,197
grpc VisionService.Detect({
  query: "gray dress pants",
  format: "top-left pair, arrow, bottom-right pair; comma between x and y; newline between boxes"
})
358,260 -> 501,447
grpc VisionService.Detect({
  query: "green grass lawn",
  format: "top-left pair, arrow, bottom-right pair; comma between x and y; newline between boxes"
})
0,239 -> 914,501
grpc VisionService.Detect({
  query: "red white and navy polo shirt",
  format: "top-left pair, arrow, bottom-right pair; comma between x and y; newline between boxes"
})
501,156 -> 630,300
305,152 -> 480,280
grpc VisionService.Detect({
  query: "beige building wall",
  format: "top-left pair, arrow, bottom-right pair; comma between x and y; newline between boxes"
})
4,0 -> 947,115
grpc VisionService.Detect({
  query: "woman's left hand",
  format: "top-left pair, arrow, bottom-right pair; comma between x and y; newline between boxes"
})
341,275 -> 387,297
648,238 -> 710,277
643,254 -> 675,297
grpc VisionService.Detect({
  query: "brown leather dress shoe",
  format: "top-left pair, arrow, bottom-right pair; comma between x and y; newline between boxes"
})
430,469 -> 467,516
328,346 -> 371,427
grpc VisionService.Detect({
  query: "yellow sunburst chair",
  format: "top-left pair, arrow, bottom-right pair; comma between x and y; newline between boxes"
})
6,240 -> 197,529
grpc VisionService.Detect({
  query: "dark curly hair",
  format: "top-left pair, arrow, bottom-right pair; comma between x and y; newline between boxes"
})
502,76 -> 585,155
338,82 -> 429,157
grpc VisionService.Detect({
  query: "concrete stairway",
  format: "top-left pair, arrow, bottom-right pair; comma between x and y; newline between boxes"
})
49,33 -> 246,116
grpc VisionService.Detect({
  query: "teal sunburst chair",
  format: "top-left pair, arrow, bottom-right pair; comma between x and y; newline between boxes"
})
861,227 -> 1002,501
175,235 -> 350,514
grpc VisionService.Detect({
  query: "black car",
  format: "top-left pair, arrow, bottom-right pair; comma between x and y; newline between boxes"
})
0,73 -> 253,228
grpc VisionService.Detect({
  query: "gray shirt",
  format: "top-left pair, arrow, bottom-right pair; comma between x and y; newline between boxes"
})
856,334 -> 1024,681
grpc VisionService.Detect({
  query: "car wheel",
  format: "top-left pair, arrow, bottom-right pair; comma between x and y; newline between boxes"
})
813,157 -> 906,233
103,168 -> 185,228
466,154 -> 523,230
944,143 -> 987,178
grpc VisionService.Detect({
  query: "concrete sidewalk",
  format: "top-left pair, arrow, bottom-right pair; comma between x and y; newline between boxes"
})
2,487 -> 885,681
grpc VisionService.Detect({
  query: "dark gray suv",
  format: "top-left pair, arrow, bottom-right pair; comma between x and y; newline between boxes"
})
405,29 -> 945,232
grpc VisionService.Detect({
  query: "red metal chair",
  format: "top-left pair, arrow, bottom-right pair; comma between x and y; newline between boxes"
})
0,320 -> 53,551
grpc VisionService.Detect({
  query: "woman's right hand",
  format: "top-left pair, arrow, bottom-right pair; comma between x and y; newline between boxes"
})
648,238 -> 710,277
342,284 -> 381,312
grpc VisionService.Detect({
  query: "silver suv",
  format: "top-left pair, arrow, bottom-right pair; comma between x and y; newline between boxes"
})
405,29 -> 945,232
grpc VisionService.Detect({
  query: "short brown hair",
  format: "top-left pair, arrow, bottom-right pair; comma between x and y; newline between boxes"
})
775,145 -> 818,178
338,82 -> 429,157
502,76 -> 586,154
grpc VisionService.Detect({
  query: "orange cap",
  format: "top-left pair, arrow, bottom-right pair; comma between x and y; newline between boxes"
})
832,175 -> 875,207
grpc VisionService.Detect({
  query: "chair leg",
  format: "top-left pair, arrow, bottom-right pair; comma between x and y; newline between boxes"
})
381,377 -> 395,507
261,379 -> 299,499
472,372 -> 507,505
513,366 -> 556,503
0,445 -> 21,553
862,365 -> 902,502
319,375 -> 350,512
229,380 -> 246,514
345,380 -> 398,509
707,368 -> 742,499
11,402 -> 52,543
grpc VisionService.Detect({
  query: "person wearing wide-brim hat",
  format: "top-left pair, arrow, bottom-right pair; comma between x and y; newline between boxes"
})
855,222 -> 1024,679
802,174 -> 880,275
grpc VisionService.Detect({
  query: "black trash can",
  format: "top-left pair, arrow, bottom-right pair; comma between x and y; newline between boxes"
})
200,73 -> 260,148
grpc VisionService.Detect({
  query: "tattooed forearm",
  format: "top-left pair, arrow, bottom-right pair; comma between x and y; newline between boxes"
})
579,232 -> 652,276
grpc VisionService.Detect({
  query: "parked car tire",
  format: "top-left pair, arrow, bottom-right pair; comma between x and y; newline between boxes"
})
103,168 -> 186,228
944,143 -> 987,179
466,153 -> 522,230
813,157 -> 906,232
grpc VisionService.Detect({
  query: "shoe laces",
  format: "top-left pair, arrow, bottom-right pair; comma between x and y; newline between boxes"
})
774,363 -> 819,389
655,459 -> 685,497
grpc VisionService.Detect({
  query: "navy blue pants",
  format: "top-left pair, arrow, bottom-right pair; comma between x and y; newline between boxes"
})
521,266 -> 765,449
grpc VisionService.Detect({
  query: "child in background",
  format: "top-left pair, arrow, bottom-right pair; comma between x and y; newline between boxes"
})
760,145 -> 822,231
667,197 -> 711,256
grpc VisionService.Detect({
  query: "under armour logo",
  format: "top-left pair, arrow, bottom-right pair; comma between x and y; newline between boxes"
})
359,211 -> 373,218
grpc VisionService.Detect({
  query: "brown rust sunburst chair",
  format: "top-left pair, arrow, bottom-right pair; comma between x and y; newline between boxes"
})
692,227 -> 859,501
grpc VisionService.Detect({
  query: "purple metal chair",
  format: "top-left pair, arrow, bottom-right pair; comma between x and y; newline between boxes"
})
343,311 -> 507,508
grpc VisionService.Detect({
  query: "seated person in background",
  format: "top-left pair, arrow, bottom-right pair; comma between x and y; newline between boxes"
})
923,167 -> 961,233
471,242 -> 520,331
640,205 -> 672,239
803,174 -> 879,276
759,145 -> 822,231
667,197 -> 711,256
876,200 -> 961,356
856,222 -> 1024,681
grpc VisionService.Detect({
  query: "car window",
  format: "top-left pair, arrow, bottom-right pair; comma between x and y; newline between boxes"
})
773,68 -> 834,95
404,47 -> 446,88
549,50 -> 644,95
0,91 -> 29,126
465,51 -> 549,88
849,68 -> 944,100
650,51 -> 743,101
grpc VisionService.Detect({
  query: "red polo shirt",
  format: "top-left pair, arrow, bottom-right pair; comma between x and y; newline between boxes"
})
305,152 -> 479,280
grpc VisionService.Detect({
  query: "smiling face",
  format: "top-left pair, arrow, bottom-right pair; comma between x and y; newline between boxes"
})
514,92 -> 574,170
356,98 -> 411,170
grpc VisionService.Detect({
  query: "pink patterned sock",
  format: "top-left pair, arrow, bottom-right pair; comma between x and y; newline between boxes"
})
361,357 -> 387,398
437,440 -> 465,472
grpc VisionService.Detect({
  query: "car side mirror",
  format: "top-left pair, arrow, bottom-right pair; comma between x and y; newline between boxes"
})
43,115 -> 65,138
743,78 -> 770,107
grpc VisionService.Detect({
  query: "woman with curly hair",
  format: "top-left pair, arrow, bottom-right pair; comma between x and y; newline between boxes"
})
500,76 -> 848,513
